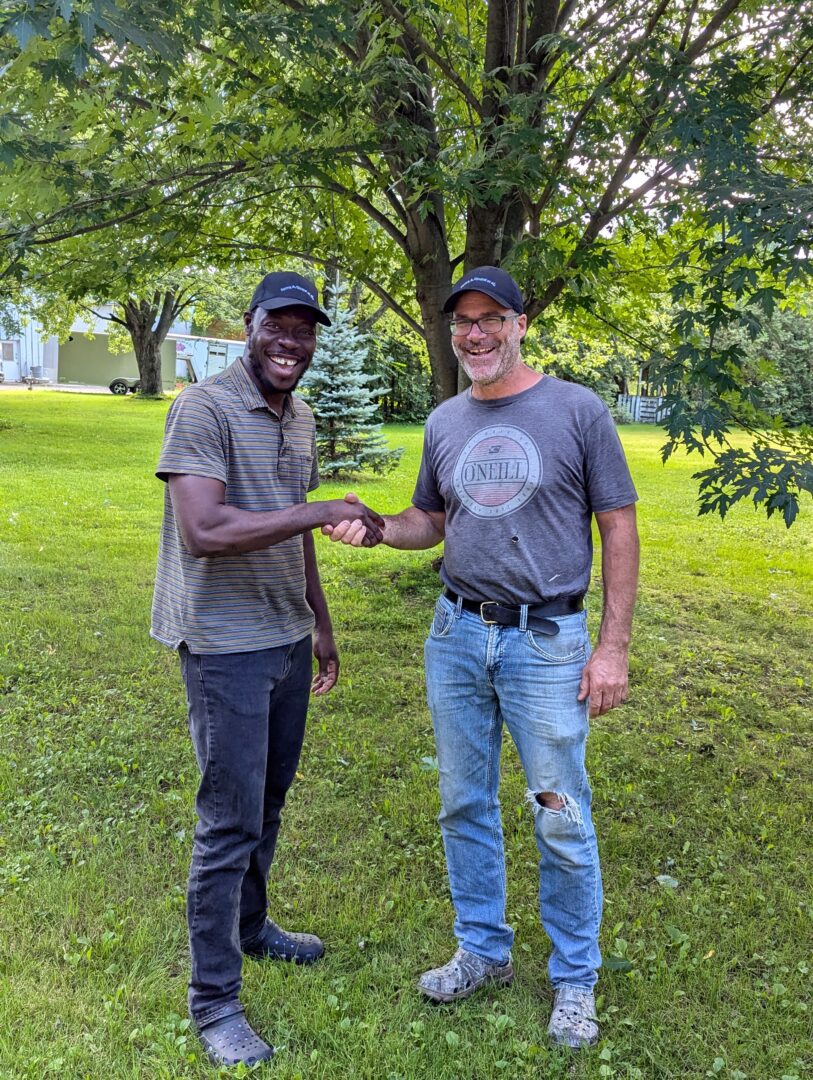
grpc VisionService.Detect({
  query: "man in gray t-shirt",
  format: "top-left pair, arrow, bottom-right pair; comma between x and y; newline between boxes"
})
412,375 -> 637,604
326,266 -> 639,1049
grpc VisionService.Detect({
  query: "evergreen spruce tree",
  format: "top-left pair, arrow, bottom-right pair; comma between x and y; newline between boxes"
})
302,282 -> 403,478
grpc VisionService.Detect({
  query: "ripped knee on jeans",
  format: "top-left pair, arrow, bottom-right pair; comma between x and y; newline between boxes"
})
525,789 -> 583,826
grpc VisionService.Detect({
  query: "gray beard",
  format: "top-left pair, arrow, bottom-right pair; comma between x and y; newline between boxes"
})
455,344 -> 520,387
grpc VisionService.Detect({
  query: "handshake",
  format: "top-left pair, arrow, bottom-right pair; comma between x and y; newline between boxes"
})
321,492 -> 385,548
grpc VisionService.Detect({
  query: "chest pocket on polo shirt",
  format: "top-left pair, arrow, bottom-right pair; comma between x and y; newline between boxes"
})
278,449 -> 313,501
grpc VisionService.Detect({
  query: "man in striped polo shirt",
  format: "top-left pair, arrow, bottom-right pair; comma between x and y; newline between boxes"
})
151,271 -> 383,1068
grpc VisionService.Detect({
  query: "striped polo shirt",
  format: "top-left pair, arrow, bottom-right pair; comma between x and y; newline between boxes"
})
151,358 -> 319,654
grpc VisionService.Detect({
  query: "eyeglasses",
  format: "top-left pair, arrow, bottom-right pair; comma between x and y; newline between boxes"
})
448,314 -> 521,336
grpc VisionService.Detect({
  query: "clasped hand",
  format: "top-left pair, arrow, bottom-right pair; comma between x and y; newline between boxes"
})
322,492 -> 384,547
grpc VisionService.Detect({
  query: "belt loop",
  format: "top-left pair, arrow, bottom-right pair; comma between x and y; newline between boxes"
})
519,603 -> 528,632
454,593 -> 463,618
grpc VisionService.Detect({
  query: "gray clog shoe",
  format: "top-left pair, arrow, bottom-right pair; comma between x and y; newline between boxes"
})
418,947 -> 514,1003
242,918 -> 325,964
547,985 -> 599,1048
196,1013 -> 275,1067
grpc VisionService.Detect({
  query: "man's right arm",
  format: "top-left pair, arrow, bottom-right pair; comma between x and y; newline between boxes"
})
382,506 -> 445,549
168,475 -> 384,557
324,502 -> 445,550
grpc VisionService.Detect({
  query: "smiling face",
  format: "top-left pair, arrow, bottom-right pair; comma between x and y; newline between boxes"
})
450,291 -> 527,392
242,305 -> 319,402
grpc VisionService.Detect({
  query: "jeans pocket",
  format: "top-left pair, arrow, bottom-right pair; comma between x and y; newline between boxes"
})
525,619 -> 587,663
429,596 -> 454,639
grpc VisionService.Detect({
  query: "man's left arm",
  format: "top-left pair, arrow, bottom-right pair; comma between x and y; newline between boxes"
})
578,504 -> 639,718
303,530 -> 339,695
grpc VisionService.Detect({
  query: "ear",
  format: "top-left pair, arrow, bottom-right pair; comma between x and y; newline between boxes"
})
517,313 -> 527,336
243,311 -> 252,336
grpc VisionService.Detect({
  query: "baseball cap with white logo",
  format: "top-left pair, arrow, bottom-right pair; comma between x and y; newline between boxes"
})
249,271 -> 332,326
443,265 -> 525,314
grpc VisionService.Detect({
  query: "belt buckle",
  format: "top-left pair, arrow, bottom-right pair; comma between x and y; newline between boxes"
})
480,601 -> 498,625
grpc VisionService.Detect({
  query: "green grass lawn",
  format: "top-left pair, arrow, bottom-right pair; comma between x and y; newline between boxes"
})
0,390 -> 810,1080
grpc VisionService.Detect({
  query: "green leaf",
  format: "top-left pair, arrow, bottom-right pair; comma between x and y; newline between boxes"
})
3,12 -> 51,48
604,954 -> 634,973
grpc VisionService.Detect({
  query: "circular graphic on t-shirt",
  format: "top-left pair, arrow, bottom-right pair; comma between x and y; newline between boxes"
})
452,425 -> 542,518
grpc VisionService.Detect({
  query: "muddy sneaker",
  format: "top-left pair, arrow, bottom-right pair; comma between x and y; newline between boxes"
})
418,947 -> 513,1003
547,985 -> 599,1048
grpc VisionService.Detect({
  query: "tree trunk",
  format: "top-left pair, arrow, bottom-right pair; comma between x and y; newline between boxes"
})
463,204 -> 509,269
413,261 -> 459,404
128,323 -> 163,395
121,291 -> 178,396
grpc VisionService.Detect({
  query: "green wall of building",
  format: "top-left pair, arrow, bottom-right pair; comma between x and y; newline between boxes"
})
58,333 -> 176,390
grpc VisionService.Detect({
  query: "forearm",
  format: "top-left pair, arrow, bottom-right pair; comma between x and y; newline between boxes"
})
382,506 -> 445,550
170,473 -> 384,558
180,500 -> 327,557
596,511 -> 639,651
303,531 -> 332,629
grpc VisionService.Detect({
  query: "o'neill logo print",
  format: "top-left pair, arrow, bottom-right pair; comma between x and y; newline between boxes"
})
452,426 -> 542,518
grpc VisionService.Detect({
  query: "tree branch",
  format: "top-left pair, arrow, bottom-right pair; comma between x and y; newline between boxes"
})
532,0 -> 749,315
82,303 -> 128,329
17,165 -> 247,248
679,0 -> 700,53
574,0 -> 625,37
310,169 -> 410,254
682,0 -> 745,64
275,0 -> 361,64
355,153 -> 410,226
762,38 -> 813,113
0,163 -> 245,242
358,301 -> 389,331
582,306 -> 666,355
608,165 -> 677,217
545,1 -> 635,94
202,234 -> 426,337
289,256 -> 424,337
525,0 -> 561,85
375,0 -> 483,118
534,0 -> 672,216
156,290 -> 179,341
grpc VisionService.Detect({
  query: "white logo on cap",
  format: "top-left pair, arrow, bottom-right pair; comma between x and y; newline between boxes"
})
461,276 -> 498,289
280,284 -> 316,300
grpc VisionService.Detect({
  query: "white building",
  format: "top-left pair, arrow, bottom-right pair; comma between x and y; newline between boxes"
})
0,318 -> 57,383
0,305 -> 242,387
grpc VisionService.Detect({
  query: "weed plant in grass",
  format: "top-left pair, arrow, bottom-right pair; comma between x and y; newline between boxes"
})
0,390 -> 811,1080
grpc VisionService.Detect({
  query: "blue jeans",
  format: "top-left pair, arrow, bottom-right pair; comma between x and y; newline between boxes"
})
424,594 -> 602,989
179,636 -> 312,1026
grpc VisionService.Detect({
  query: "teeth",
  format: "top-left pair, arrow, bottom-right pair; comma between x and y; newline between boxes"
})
270,356 -> 298,367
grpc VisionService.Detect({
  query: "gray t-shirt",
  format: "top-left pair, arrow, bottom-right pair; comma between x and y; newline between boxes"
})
412,375 -> 638,604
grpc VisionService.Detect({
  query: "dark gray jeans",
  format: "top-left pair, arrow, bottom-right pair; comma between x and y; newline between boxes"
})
179,636 -> 312,1027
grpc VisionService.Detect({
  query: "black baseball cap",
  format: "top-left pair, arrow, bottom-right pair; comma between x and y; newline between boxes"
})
249,271 -> 331,326
443,265 -> 525,315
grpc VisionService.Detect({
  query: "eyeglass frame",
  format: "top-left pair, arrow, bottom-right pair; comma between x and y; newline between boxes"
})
448,313 -> 522,336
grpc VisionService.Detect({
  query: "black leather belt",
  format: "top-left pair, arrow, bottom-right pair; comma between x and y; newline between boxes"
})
443,588 -> 583,637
